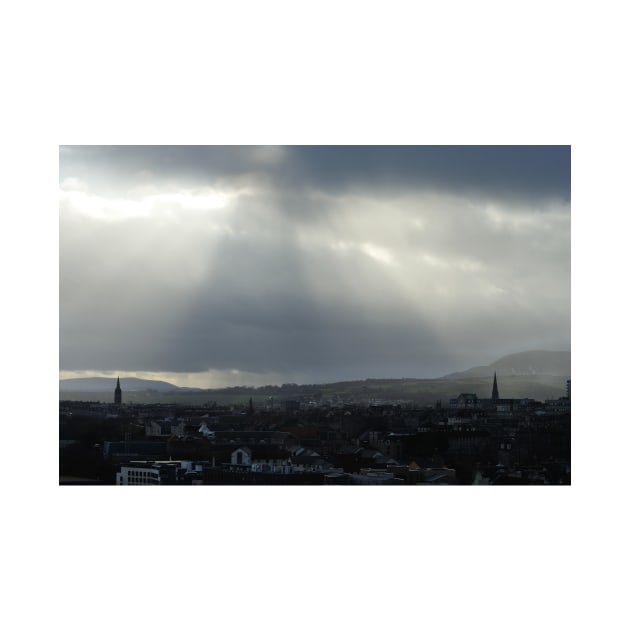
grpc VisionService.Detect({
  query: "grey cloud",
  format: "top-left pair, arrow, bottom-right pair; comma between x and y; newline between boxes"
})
59,146 -> 285,197
279,146 -> 571,205
60,145 -> 570,204
59,146 -> 570,384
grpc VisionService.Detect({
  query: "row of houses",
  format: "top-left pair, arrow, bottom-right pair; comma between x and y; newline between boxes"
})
116,458 -> 457,485
449,392 -> 570,416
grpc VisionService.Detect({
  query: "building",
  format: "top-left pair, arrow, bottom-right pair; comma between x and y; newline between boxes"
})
449,393 -> 480,410
492,372 -> 499,400
116,460 -> 209,485
544,398 -> 570,415
144,420 -> 168,437
117,462 -> 162,485
114,377 -> 122,405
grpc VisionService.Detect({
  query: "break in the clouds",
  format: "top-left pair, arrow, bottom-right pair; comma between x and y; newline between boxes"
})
59,146 -> 570,387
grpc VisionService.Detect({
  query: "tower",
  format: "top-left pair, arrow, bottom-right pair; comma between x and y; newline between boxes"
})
115,376 -> 122,405
491,371 -> 499,400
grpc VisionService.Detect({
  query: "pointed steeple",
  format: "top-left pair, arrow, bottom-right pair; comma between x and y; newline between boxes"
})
491,371 -> 499,400
115,376 -> 122,405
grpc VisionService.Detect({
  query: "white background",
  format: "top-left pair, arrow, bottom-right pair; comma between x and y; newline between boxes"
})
3,1 -> 627,629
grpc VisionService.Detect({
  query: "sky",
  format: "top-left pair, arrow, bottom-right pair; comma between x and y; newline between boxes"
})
59,145 -> 570,388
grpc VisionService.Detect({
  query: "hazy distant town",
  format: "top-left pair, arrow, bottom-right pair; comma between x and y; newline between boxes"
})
60,351 -> 570,485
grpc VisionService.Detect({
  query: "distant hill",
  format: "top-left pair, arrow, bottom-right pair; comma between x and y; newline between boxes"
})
59,377 -> 196,392
59,350 -> 570,404
443,350 -> 570,380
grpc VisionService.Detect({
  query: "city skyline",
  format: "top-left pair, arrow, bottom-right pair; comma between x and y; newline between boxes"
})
59,146 -> 570,388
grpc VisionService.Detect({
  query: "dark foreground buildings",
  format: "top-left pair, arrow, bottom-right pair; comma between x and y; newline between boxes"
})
60,373 -> 570,485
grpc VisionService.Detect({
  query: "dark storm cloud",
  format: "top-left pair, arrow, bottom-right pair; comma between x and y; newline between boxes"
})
59,145 -> 570,385
60,145 -> 570,203
278,145 -> 570,203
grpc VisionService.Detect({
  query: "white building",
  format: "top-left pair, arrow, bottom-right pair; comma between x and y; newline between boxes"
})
116,460 -> 205,485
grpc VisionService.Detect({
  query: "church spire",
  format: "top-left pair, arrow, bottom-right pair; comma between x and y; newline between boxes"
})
115,376 -> 122,405
491,371 -> 499,400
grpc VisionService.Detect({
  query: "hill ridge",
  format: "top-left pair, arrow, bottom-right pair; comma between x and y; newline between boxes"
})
443,350 -> 570,380
59,351 -> 570,400
59,377 -> 189,392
